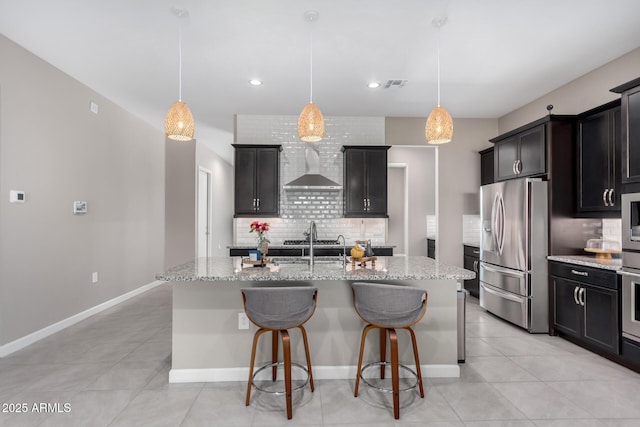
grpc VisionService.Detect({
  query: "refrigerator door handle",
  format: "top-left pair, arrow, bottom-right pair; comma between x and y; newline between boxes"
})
496,193 -> 506,255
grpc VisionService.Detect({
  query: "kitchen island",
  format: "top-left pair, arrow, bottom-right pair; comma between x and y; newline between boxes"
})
157,256 -> 474,383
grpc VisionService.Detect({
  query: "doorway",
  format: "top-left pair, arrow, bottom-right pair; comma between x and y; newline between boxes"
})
388,163 -> 408,255
197,168 -> 212,259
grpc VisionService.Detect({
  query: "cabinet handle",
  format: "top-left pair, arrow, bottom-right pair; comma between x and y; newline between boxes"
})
363,199 -> 367,210
578,287 -> 585,306
608,188 -> 614,207
253,198 -> 256,209
571,269 -> 589,277
512,160 -> 517,175
603,189 -> 609,206
516,159 -> 522,174
573,286 -> 580,305
256,198 -> 260,210
473,250 -> 480,254
473,260 -> 478,272
367,199 -> 371,209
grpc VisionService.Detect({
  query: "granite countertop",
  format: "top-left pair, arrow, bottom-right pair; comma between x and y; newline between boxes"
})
157,256 -> 475,282
228,244 -> 395,250
463,241 -> 480,248
547,255 -> 622,271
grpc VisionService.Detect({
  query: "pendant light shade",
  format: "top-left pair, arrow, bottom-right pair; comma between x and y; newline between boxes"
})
426,106 -> 453,144
298,10 -> 324,142
165,100 -> 194,141
426,17 -> 453,145
298,102 -> 325,142
165,7 -> 194,141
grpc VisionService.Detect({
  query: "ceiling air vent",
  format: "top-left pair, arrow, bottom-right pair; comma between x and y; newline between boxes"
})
383,79 -> 408,89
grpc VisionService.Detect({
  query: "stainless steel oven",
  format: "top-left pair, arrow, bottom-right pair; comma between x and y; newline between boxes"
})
620,192 -> 640,344
619,267 -> 640,344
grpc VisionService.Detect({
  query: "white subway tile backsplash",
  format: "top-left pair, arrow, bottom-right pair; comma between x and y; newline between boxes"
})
602,218 -> 622,244
463,215 -> 481,245
233,115 -> 387,245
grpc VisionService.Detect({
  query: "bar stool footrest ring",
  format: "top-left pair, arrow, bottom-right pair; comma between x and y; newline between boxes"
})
252,362 -> 310,395
360,361 -> 419,393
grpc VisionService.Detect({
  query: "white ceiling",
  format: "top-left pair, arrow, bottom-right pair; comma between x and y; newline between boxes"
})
2,0 -> 640,161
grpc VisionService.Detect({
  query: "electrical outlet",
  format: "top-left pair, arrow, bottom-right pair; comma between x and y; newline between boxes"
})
238,313 -> 249,330
92,272 -> 98,283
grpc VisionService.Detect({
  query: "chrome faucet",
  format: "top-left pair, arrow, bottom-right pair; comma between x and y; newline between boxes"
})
337,234 -> 346,268
308,221 -> 317,266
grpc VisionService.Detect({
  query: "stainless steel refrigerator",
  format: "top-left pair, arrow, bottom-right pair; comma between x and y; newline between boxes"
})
480,178 -> 549,333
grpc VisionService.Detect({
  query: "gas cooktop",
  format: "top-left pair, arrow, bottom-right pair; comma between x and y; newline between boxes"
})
283,239 -> 340,245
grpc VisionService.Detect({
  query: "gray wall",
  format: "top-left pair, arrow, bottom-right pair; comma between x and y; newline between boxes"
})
0,35 -> 165,345
499,48 -> 640,132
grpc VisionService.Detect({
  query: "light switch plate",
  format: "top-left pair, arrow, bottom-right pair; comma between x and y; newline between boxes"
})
10,190 -> 25,203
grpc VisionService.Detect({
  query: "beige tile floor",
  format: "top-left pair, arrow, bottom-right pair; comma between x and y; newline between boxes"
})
1,283 -> 639,426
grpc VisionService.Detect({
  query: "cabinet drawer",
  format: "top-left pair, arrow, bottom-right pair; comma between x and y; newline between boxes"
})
464,245 -> 480,257
549,261 -> 618,290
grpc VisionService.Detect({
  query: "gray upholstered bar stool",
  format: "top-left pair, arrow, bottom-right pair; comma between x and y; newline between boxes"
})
351,282 -> 428,419
241,286 -> 318,420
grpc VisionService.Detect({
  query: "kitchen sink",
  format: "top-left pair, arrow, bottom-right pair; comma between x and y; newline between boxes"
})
271,256 -> 345,266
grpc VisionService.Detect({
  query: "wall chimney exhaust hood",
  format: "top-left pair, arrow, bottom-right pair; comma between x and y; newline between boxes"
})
283,145 -> 342,191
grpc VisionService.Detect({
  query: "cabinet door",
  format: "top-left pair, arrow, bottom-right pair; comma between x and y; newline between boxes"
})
480,148 -> 494,186
518,125 -> 546,177
611,106 -> 622,209
577,110 -> 612,213
255,148 -> 279,215
234,148 -> 257,215
463,254 -> 479,297
582,284 -> 619,354
622,86 -> 640,184
552,276 -> 582,338
365,149 -> 388,216
344,149 -> 367,216
494,136 -> 519,181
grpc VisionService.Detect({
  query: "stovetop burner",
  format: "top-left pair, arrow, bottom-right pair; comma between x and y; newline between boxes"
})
283,239 -> 340,245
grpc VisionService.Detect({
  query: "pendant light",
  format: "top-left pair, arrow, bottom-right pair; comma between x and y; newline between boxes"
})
298,10 -> 325,143
165,7 -> 195,141
425,17 -> 453,145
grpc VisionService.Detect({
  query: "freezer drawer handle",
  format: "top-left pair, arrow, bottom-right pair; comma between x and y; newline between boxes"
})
570,269 -> 589,277
481,283 -> 524,303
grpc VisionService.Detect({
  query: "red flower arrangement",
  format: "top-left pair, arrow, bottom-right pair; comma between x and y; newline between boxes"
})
249,221 -> 270,245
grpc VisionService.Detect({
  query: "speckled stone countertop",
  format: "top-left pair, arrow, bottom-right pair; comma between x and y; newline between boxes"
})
463,241 -> 480,248
157,256 -> 475,282
547,255 -> 622,271
227,244 -> 395,250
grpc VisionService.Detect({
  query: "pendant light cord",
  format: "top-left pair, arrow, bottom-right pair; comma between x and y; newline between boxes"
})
309,30 -> 314,104
178,24 -> 183,101
436,25 -> 441,107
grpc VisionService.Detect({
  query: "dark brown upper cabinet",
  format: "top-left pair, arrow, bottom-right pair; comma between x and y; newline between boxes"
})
233,144 -> 282,217
480,147 -> 494,186
493,124 -> 546,181
576,100 -> 621,217
342,145 -> 390,217
611,77 -> 640,193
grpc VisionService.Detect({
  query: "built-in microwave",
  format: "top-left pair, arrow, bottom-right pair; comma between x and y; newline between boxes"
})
622,193 -> 640,252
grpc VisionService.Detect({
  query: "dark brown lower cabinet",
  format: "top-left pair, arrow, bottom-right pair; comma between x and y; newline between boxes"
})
463,245 -> 480,298
550,261 -> 619,355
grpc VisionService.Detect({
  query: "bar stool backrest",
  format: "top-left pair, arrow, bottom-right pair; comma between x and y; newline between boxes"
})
351,282 -> 427,328
241,286 -> 318,330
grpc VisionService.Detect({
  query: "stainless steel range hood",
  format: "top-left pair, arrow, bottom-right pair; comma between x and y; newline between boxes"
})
283,145 -> 342,191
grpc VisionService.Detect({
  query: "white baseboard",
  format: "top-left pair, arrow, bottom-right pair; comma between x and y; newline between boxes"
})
0,280 -> 166,357
169,364 -> 460,383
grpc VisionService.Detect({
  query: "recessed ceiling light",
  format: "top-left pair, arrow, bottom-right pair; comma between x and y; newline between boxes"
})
249,79 -> 263,86
367,82 -> 380,89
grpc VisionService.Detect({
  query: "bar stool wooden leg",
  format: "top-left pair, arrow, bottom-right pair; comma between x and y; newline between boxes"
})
388,328 -> 400,420
380,328 -> 387,379
281,329 -> 293,420
354,324 -> 375,397
246,328 -> 269,406
406,326 -> 424,397
272,330 -> 279,381
298,325 -> 315,392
